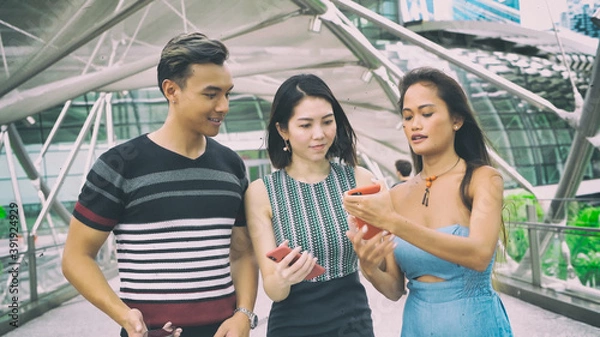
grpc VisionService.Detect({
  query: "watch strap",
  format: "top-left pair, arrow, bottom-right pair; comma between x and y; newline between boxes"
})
234,307 -> 258,329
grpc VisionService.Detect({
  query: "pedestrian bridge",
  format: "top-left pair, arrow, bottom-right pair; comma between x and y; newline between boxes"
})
1,0 -> 600,336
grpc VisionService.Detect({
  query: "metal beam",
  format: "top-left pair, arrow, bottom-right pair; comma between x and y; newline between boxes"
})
0,33 -> 8,77
6,124 -> 71,224
488,148 -> 538,197
2,126 -> 28,235
327,0 -> 539,198
0,125 -> 5,152
221,9 -> 304,41
296,0 -> 402,109
545,37 -> 600,223
0,54 -> 157,125
31,94 -> 107,235
331,0 -> 581,131
35,101 -> 73,166
0,0 -> 156,98
408,20 -> 597,56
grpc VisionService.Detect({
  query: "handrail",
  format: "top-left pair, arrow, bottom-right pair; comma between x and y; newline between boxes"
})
506,221 -> 600,234
497,213 -> 600,327
0,241 -> 65,260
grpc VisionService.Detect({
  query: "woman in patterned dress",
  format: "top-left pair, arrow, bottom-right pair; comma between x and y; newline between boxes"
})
245,74 -> 398,336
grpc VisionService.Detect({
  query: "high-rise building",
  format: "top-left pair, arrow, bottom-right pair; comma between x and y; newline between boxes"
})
567,1 -> 600,37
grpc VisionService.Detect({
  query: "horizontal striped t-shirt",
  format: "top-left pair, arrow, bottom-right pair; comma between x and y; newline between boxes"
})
73,134 -> 248,328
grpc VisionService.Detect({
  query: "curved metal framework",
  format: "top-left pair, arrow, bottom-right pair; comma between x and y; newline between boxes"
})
0,0 -> 599,332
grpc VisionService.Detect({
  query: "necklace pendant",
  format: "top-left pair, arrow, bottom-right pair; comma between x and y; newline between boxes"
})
419,157 -> 461,208
422,187 -> 430,207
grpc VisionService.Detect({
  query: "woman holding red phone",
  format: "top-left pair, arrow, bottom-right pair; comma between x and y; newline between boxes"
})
344,67 -> 513,336
245,74 -> 390,337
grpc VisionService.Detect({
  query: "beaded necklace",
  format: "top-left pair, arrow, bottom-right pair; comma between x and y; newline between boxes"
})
419,157 -> 461,207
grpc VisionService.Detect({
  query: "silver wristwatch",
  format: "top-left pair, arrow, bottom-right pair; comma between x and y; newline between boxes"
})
234,307 -> 258,329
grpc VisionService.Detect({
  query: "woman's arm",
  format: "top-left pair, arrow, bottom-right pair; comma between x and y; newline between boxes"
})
347,224 -> 405,301
353,166 -> 377,187
244,180 -> 318,302
348,166 -> 405,300
344,166 -> 503,271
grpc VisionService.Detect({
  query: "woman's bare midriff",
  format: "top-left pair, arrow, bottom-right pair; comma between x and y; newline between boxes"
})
416,275 -> 445,283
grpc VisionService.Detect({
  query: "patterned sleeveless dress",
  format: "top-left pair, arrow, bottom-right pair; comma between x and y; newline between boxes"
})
263,162 -> 374,337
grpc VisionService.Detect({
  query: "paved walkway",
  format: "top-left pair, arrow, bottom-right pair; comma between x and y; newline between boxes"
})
3,276 -> 600,337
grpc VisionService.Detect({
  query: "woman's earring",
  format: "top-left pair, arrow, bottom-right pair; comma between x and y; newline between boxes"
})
283,140 -> 290,152
454,125 -> 458,131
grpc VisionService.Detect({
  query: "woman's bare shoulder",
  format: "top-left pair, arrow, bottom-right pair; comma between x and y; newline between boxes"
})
246,178 -> 268,200
354,165 -> 376,186
472,165 -> 502,181
470,165 -> 503,197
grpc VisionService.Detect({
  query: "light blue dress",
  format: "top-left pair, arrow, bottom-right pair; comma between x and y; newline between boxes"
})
393,224 -> 513,336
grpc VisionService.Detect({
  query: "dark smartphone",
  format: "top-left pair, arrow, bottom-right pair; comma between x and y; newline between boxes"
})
266,246 -> 326,280
347,184 -> 382,240
144,329 -> 174,337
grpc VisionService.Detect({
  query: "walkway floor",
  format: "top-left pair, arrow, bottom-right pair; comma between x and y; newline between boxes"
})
4,276 -> 600,337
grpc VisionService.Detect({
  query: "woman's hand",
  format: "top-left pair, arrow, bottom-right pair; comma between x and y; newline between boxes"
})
346,217 -> 395,277
272,241 -> 318,286
346,216 -> 404,300
343,182 -> 396,232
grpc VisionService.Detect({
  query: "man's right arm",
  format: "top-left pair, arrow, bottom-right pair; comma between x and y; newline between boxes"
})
62,217 -> 146,336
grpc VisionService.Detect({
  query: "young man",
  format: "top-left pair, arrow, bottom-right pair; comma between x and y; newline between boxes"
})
392,159 -> 412,187
62,32 -> 258,337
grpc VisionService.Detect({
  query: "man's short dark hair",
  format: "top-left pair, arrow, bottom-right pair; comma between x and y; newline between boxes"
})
157,32 -> 229,96
395,159 -> 412,177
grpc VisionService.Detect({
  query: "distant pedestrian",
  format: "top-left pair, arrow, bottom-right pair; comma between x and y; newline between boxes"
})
392,159 -> 412,187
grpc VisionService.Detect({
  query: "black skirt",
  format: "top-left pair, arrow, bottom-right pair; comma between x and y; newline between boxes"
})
267,271 -> 374,337
120,322 -> 220,337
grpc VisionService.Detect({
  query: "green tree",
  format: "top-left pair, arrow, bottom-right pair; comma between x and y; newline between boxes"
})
566,206 -> 600,286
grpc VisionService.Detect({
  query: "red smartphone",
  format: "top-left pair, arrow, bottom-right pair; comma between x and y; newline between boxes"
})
347,184 -> 382,240
266,246 -> 326,280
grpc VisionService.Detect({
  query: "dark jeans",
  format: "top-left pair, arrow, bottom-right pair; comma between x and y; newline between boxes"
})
120,322 -> 221,337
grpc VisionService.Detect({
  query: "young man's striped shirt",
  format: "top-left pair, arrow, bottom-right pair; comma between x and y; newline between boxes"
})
73,135 -> 248,328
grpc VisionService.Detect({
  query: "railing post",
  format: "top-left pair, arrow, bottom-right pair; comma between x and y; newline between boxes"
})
27,233 -> 38,302
527,204 -> 542,287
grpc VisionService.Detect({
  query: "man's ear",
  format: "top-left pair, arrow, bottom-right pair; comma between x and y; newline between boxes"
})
162,79 -> 179,103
